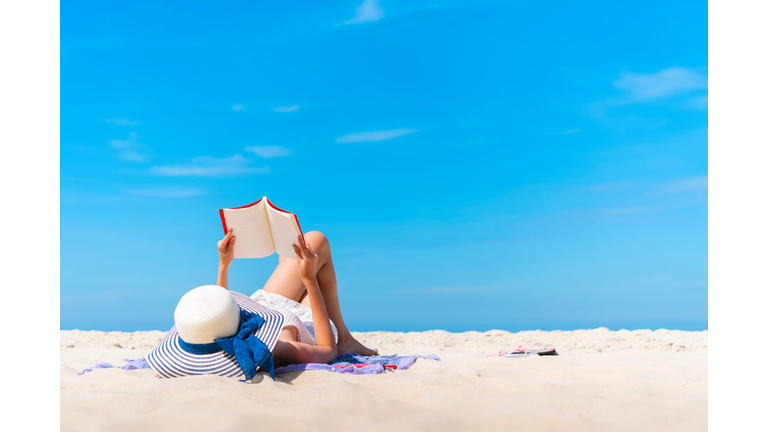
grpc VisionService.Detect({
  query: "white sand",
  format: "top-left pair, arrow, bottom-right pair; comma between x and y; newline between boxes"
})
61,328 -> 707,431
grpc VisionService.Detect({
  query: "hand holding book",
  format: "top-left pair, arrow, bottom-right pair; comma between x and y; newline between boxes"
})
217,229 -> 236,268
291,234 -> 319,281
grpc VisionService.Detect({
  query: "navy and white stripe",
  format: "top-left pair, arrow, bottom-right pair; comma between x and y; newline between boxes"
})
146,291 -> 284,379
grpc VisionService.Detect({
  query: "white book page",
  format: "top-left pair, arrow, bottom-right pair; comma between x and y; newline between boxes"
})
266,203 -> 302,259
222,198 -> 275,258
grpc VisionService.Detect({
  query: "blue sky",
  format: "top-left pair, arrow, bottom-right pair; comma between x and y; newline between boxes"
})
61,0 -> 708,332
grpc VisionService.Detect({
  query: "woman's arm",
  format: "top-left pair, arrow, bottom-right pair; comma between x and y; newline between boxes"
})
216,229 -> 236,290
301,274 -> 337,358
273,235 -> 338,364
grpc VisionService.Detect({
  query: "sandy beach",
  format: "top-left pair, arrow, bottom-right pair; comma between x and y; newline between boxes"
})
61,328 -> 707,431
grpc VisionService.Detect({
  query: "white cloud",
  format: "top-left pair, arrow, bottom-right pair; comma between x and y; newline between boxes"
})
589,67 -> 708,116
274,105 -> 300,112
335,128 -> 417,143
109,131 -> 148,162
151,154 -> 271,177
103,117 -> 142,126
232,104 -> 245,111
117,150 -> 148,163
124,187 -> 208,198
613,67 -> 708,102
685,95 -> 708,110
108,137 -> 135,150
344,0 -> 384,25
652,176 -> 708,196
244,145 -> 294,158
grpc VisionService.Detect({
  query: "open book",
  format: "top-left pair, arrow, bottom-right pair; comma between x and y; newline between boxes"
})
218,197 -> 304,259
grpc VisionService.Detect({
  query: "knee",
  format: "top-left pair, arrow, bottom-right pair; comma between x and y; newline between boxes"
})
324,345 -> 338,364
304,231 -> 330,251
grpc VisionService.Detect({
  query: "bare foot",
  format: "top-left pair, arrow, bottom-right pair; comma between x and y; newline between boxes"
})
337,335 -> 378,357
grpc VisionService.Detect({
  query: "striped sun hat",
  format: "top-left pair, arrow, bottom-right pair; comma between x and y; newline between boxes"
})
146,287 -> 284,380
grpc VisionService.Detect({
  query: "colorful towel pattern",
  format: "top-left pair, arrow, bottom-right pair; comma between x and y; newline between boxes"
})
78,354 -> 440,376
274,353 -> 441,375
77,358 -> 150,375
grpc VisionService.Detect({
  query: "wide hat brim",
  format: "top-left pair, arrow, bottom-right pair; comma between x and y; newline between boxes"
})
146,291 -> 284,379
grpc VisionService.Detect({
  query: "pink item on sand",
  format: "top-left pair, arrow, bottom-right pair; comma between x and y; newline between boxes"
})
485,341 -> 556,357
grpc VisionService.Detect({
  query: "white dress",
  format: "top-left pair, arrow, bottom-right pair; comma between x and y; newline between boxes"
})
250,289 -> 339,345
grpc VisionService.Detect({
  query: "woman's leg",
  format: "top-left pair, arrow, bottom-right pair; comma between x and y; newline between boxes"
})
261,231 -> 377,356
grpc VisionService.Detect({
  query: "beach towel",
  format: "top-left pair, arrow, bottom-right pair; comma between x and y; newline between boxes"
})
77,358 -> 150,375
274,353 -> 441,375
79,354 -> 440,376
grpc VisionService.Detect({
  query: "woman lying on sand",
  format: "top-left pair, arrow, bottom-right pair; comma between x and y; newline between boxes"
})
216,229 -> 378,367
